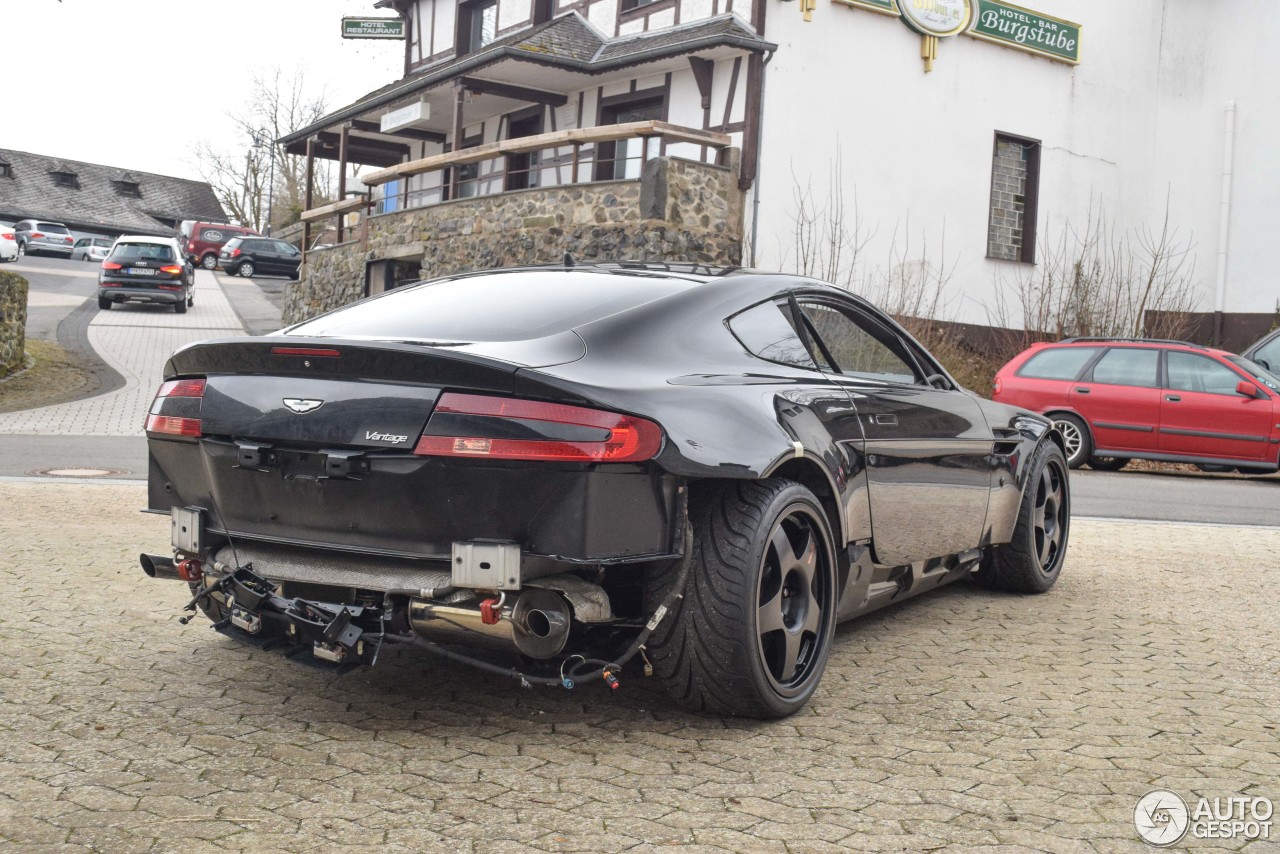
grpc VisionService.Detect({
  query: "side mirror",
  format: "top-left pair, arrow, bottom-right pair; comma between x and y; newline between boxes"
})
1237,380 -> 1259,399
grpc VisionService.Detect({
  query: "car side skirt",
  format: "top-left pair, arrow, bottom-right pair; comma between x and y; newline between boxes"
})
1091,448 -> 1279,471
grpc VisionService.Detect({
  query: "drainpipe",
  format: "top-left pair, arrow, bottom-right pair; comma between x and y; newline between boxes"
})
1213,100 -> 1236,346
749,50 -> 775,268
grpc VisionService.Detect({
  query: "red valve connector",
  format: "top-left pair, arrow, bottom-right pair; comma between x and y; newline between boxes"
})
602,669 -> 620,690
176,559 -> 203,583
479,597 -> 502,625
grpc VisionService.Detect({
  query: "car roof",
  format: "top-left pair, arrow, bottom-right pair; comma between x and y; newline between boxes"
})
115,235 -> 180,245
1032,338 -> 1236,359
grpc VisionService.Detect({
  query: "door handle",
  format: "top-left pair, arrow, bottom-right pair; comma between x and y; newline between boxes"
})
1165,394 -> 1181,402
871,414 -> 898,427
1075,387 -> 1090,394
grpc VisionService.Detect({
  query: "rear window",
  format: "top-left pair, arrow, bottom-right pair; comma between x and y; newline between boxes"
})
223,237 -> 244,249
112,242 -> 175,262
1017,347 -> 1100,380
92,238 -> 112,248
288,270 -> 696,342
37,223 -> 70,234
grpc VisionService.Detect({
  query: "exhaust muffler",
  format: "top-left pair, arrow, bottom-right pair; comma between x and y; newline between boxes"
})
140,553 -> 182,581
409,588 -> 572,659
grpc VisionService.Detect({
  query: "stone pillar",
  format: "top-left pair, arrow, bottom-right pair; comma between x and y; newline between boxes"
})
0,271 -> 29,378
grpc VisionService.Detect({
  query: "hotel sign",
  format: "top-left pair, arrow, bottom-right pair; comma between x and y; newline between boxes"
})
969,0 -> 1081,64
341,17 -> 406,39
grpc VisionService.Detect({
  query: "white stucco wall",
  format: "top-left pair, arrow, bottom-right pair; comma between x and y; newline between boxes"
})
753,0 -> 1280,322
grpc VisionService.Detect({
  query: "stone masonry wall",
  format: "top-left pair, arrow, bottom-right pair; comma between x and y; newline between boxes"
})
0,271 -> 29,378
284,156 -> 744,325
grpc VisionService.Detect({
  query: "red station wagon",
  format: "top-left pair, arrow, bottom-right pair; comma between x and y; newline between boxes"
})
994,338 -> 1280,473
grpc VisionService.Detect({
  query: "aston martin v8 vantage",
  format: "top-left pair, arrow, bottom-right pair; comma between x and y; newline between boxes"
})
142,263 -> 1070,718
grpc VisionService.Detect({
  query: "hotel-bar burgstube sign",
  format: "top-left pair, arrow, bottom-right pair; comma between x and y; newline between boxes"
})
969,0 -> 1081,64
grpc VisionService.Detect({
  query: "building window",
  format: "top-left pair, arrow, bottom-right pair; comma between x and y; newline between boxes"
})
51,171 -> 80,189
114,181 -> 142,198
987,132 -> 1039,264
0,162 -> 11,179
458,0 -> 498,56
594,92 -> 664,181
532,0 -> 553,25
621,0 -> 663,11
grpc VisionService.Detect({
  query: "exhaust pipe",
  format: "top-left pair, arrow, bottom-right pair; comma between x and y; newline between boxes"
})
408,588 -> 572,659
140,553 -> 183,581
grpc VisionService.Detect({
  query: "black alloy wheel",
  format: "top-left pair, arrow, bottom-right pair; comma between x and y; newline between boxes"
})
975,440 -> 1070,593
645,479 -> 838,718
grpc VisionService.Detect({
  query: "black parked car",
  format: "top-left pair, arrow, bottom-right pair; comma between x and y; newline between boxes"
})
1244,328 -> 1280,374
141,264 -> 1069,718
98,236 -> 193,312
219,236 -> 302,279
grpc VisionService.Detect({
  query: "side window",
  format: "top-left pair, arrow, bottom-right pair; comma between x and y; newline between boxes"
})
727,301 -> 818,370
799,302 -> 921,384
1018,347 -> 1100,380
1167,352 -> 1245,395
1088,348 -> 1159,388
75,238 -> 88,248
275,240 -> 297,254
1253,335 -> 1280,372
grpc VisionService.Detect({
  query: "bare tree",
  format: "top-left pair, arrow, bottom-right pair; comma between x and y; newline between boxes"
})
195,67 -> 335,231
988,195 -> 1201,345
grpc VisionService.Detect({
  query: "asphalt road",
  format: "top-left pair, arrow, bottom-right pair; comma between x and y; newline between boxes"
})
6,253 -> 98,341
1071,467 -> 1278,526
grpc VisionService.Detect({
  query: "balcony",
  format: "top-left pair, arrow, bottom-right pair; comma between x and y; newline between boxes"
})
285,122 -> 744,325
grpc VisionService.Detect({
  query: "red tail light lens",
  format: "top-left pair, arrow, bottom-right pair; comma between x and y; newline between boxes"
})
414,393 -> 662,463
993,377 -> 1002,395
1,232 -> 13,240
31,232 -> 44,239
102,261 -> 122,270
160,265 -> 183,274
232,248 -> 241,257
64,237 -> 73,243
145,378 -> 206,437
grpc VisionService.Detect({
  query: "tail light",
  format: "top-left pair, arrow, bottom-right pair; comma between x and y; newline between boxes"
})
993,377 -> 1002,395
160,265 -> 183,275
31,232 -> 44,239
145,378 -> 205,437
414,393 -> 662,463
187,241 -> 196,251
1,232 -> 13,240
230,248 -> 241,258
64,237 -> 73,244
102,261 -> 122,270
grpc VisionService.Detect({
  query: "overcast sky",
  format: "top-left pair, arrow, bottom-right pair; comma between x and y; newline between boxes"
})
8,0 -> 403,181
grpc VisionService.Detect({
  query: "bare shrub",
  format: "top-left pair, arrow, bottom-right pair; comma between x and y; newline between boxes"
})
988,198 -> 1201,348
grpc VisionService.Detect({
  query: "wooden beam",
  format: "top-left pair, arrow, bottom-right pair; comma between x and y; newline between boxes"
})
689,57 -> 714,110
349,119 -> 446,143
301,195 -> 369,223
459,76 -> 568,107
302,137 -> 315,261
337,125 -> 349,242
361,121 -> 732,186
449,83 -> 464,200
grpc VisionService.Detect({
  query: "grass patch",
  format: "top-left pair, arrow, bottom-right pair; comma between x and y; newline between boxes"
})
0,339 -> 95,414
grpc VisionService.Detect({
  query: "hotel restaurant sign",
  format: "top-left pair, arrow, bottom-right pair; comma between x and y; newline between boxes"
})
834,0 -> 1081,65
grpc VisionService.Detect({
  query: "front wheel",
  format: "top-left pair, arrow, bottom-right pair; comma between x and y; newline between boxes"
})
1050,413 -> 1091,468
975,440 -> 1070,593
200,253 -> 218,269
645,479 -> 839,718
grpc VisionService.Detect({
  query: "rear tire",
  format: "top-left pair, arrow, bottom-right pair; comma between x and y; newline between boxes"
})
238,261 -> 255,278
97,296 -> 111,310
1195,463 -> 1234,473
975,440 -> 1070,594
201,253 -> 217,269
1088,456 -> 1128,472
1049,413 -> 1090,468
645,479 -> 839,718
174,298 -> 187,314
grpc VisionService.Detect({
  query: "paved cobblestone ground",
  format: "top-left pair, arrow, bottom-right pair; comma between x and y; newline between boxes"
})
2,482 -> 1277,852
0,271 -> 242,436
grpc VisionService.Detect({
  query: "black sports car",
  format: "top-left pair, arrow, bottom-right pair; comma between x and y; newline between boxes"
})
141,263 -> 1070,717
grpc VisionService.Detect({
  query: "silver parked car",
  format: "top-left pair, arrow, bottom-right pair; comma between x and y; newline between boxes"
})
13,219 -> 75,257
71,237 -> 113,262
